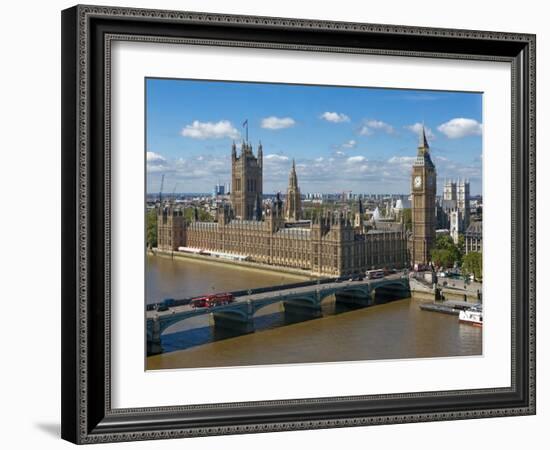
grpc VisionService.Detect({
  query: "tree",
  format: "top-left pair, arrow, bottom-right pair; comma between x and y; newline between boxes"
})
463,252 -> 482,280
431,248 -> 455,268
146,209 -> 157,248
457,233 -> 465,255
431,234 -> 461,268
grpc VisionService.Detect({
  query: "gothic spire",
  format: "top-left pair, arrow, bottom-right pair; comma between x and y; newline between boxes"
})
419,125 -> 430,150
414,124 -> 434,168
285,159 -> 301,221
288,158 -> 298,188
258,140 -> 263,167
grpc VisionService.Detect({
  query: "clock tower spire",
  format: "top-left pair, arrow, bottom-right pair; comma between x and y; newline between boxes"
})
411,126 -> 436,266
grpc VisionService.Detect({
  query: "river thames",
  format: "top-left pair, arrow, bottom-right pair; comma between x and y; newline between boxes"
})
146,254 -> 482,370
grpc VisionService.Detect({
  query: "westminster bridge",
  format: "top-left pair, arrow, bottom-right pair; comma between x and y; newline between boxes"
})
146,274 -> 410,354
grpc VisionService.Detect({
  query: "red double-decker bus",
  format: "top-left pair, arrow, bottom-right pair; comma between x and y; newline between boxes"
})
190,293 -> 235,309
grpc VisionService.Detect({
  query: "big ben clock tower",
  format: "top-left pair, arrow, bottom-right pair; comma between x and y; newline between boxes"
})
411,126 -> 436,266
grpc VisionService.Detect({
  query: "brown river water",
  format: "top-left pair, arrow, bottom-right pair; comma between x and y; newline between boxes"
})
146,254 -> 482,370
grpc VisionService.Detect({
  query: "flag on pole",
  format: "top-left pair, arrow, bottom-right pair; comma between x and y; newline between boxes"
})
242,119 -> 249,143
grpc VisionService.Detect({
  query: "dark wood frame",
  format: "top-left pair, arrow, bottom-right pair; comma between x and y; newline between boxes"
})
61,4 -> 536,444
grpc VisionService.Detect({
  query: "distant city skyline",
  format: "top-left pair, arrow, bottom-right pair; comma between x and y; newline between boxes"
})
146,78 -> 483,195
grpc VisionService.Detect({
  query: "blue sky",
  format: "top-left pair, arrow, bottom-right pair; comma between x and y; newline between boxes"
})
146,78 -> 482,195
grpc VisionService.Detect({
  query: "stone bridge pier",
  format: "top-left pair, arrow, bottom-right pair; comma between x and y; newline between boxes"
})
372,283 -> 411,304
147,318 -> 162,355
281,296 -> 322,320
334,286 -> 373,307
209,303 -> 255,334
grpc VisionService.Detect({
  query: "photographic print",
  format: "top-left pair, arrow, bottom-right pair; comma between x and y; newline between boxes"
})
61,7 -> 535,442
145,79 -> 483,370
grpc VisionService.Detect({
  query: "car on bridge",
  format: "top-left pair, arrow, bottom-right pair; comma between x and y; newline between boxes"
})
365,269 -> 385,280
190,293 -> 235,309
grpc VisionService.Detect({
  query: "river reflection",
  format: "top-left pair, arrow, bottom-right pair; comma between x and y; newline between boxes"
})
146,254 -> 482,369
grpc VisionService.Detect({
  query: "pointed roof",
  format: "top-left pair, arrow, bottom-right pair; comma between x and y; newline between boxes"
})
288,158 -> 298,189
414,125 -> 435,169
419,125 -> 429,149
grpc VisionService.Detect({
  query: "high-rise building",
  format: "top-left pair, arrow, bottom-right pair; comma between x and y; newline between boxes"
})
231,140 -> 263,220
411,127 -> 437,265
284,159 -> 302,221
212,183 -> 225,197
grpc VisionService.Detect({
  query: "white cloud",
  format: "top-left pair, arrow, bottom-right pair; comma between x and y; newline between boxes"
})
261,116 -> 296,130
320,111 -> 350,123
437,118 -> 482,139
146,152 -> 170,173
359,120 -> 395,136
388,156 -> 416,165
147,149 -> 480,196
332,139 -> 357,151
181,120 -> 240,139
358,126 -> 372,136
264,154 -> 289,162
342,139 -> 357,149
146,151 -> 166,164
405,123 -> 435,141
347,155 -> 367,164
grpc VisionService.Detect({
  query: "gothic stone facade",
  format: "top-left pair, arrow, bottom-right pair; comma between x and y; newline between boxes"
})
464,220 -> 482,254
157,205 -> 185,251
437,178 -> 471,244
230,141 -> 262,220
157,204 -> 408,277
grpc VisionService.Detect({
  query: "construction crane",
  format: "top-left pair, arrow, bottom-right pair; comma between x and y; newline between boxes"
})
159,174 -> 165,203
172,183 -> 178,201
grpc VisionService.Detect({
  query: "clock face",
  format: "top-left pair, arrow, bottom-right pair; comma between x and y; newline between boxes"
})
414,176 -> 422,188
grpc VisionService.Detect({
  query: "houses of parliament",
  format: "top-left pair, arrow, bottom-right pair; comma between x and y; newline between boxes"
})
157,133 -> 439,276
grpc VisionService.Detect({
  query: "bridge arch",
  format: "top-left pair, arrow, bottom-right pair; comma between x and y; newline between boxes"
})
250,293 -> 322,323
159,312 -> 211,336
370,279 -> 411,303
151,305 -> 252,338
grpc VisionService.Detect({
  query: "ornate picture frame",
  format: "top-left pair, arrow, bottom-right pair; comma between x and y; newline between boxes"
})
61,4 -> 536,444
